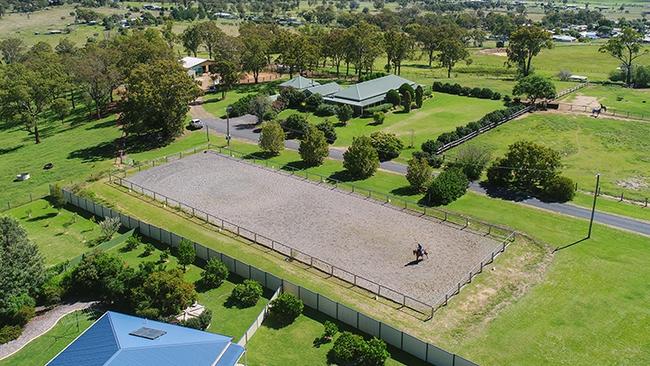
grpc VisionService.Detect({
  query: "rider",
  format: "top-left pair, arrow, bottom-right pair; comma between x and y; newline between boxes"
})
416,243 -> 423,256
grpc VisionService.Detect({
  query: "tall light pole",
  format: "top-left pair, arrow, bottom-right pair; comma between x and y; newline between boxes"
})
587,173 -> 600,239
226,105 -> 232,148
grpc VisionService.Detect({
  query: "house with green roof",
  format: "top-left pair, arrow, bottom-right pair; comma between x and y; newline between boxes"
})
324,74 -> 417,113
279,75 -> 320,90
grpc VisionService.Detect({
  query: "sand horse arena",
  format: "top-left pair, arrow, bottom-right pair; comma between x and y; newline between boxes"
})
126,152 -> 503,307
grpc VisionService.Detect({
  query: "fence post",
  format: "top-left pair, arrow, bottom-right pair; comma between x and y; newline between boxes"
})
645,198 -> 648,207
620,192 -> 624,202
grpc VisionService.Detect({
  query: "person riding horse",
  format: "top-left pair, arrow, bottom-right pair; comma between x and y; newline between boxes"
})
413,243 -> 428,261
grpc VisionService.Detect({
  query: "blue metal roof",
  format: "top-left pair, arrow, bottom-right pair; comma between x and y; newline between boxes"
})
47,312 -> 244,366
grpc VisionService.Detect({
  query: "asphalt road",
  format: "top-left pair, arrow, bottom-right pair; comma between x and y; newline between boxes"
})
191,106 -> 650,237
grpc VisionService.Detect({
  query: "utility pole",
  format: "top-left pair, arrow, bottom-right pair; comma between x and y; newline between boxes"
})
587,173 -> 600,239
205,124 -> 210,142
226,105 -> 233,148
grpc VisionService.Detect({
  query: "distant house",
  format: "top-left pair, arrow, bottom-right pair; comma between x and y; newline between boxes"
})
279,75 -> 320,90
181,57 -> 215,78
304,82 -> 342,97
552,35 -> 577,42
324,74 -> 417,113
46,311 -> 244,366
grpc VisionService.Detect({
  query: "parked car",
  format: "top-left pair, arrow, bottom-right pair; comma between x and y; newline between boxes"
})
189,119 -> 203,130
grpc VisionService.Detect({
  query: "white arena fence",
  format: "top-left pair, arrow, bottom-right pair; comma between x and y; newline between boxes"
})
60,188 -> 480,366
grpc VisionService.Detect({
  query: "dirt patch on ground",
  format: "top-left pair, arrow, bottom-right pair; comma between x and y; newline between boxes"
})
239,71 -> 282,84
616,177 -> 649,190
571,94 -> 601,108
478,48 -> 507,57
127,152 -> 502,306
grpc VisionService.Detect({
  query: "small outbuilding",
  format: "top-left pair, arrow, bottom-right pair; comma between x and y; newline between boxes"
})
46,311 -> 245,366
181,57 -> 216,78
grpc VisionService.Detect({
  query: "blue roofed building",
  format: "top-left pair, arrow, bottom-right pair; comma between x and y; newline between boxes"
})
46,311 -> 245,366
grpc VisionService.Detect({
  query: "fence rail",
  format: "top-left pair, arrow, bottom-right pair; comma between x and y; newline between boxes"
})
556,102 -> 649,121
237,286 -> 282,347
111,148 -> 517,318
1,189 -> 50,213
61,188 -> 478,366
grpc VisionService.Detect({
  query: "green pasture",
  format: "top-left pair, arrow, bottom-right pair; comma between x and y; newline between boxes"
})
571,192 -> 650,223
446,113 -> 650,200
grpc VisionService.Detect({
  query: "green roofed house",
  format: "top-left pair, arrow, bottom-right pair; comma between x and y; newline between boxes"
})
324,74 -> 417,114
305,82 -> 342,97
279,75 -> 320,90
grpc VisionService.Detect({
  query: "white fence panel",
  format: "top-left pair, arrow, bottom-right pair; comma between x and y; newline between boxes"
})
299,287 -> 318,309
402,333 -> 427,361
318,295 -> 337,319
337,304 -> 357,328
427,344 -> 454,366
358,313 -> 380,338
380,323 -> 402,349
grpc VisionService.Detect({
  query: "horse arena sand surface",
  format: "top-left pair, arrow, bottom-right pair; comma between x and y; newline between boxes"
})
128,152 -> 501,305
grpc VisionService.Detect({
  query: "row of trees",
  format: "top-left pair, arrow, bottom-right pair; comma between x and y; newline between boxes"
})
0,28 -> 201,144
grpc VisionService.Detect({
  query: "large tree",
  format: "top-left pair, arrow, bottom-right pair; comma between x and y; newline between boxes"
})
384,28 -> 415,75
181,24 -> 202,56
75,44 -> 121,119
435,25 -> 470,78
0,217 -> 44,315
198,21 -> 225,59
348,22 -> 383,78
512,74 -> 556,104
299,125 -> 329,166
120,60 -> 201,142
239,26 -> 269,84
323,28 -> 348,77
213,60 -> 240,98
506,25 -> 553,77
599,27 -> 649,86
0,38 -> 25,64
343,136 -> 380,179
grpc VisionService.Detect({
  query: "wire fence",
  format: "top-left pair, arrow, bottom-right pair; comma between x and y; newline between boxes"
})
580,187 -> 649,208
110,149 -> 517,317
1,189 -> 50,213
556,103 -> 650,121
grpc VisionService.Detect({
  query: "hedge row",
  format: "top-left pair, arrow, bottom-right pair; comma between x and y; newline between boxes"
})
364,103 -> 393,115
422,104 -> 526,154
432,82 -> 502,100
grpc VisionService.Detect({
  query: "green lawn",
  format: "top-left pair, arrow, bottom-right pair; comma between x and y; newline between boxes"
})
446,113 -> 650,200
246,308 -> 428,366
563,84 -> 650,117
0,310 -> 98,366
571,192 -> 650,223
4,199 -> 102,266
201,82 -> 283,119
0,110 -> 121,204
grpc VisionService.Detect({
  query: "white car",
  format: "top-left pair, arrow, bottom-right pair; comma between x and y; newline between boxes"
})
189,119 -> 203,130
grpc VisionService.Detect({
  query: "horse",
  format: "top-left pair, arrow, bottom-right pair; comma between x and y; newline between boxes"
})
412,247 -> 429,261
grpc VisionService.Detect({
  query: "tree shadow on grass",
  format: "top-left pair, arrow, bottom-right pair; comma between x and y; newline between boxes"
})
479,181 -> 534,202
328,170 -> 357,183
0,144 -> 24,155
68,139 -> 118,162
27,212 -> 58,222
281,160 -> 312,171
242,151 -> 277,161
390,185 -> 417,197
85,118 -> 118,130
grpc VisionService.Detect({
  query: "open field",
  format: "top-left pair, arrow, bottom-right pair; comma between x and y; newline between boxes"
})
126,151 -> 500,305
446,113 -> 650,200
571,192 -> 650,223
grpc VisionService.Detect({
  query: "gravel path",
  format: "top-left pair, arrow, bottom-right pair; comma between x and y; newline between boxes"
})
0,301 -> 96,360
128,152 -> 500,305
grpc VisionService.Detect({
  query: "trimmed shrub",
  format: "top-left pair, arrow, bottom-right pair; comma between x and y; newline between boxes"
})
370,132 -> 403,161
182,309 -> 212,330
449,145 -> 491,181
365,103 -> 392,114
421,139 -> 443,155
415,85 -> 424,108
343,136 -> 380,179
143,243 -> 155,256
503,95 -> 512,103
385,89 -> 401,107
432,81 -> 444,92
402,91 -> 412,112
124,234 -> 142,251
480,88 -> 494,99
492,92 -> 502,100
543,175 -> 576,202
315,103 -> 337,117
427,168 -> 469,205
228,94 -> 256,117
316,120 -> 337,144
364,337 -> 389,366
336,104 -> 353,124
470,87 -> 482,98
278,87 -> 305,109
372,111 -> 385,125
359,72 -> 387,82
230,280 -> 263,308
280,114 -> 309,139
406,157 -> 433,192
269,293 -> 304,323
201,259 -> 229,289
398,83 -> 415,99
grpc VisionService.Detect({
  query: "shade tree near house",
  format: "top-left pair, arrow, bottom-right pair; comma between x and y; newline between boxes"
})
512,75 -> 556,105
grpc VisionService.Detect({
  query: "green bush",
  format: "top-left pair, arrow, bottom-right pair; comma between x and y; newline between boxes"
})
331,332 -> 367,364
230,280 -> 263,308
336,104 -> 353,124
364,103 -> 392,114
143,243 -> 155,257
259,121 -> 286,155
413,151 -> 444,168
315,103 -> 337,117
281,113 -> 309,139
406,157 -> 433,193
305,93 -> 324,111
385,89 -> 401,107
427,168 -> 469,206
278,87 -> 306,108
364,337 -> 389,366
322,320 -> 338,342
299,125 -> 329,166
543,175 -> 576,202
370,131 -> 403,161
228,94 -> 256,117
181,309 -> 212,330
269,293 -> 304,323
421,139 -> 443,155
201,259 -> 229,289
449,145 -> 491,181
316,120 -> 337,144
372,111 -> 385,125
124,234 -> 142,251
0,325 -> 22,344
343,136 -> 380,179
